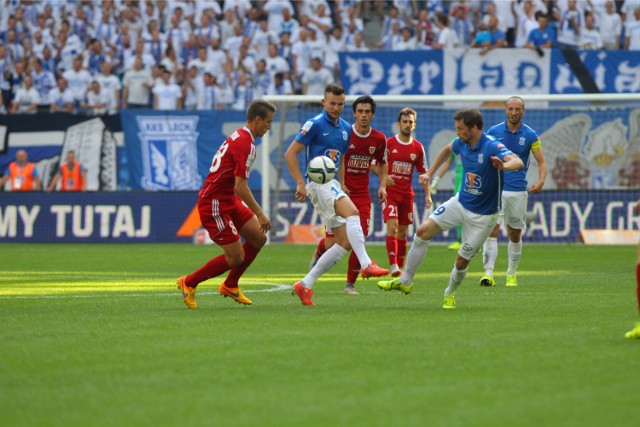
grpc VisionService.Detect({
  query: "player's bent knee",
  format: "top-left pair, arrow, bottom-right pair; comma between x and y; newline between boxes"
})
225,253 -> 245,268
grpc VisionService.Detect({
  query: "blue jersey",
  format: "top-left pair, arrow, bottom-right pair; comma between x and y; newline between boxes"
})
452,133 -> 513,215
295,109 -> 351,177
487,121 -> 540,192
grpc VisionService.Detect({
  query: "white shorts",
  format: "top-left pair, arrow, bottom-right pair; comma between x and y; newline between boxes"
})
306,179 -> 347,234
498,190 -> 528,230
430,194 -> 498,260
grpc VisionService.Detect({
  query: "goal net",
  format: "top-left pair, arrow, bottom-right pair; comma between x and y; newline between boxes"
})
262,94 -> 640,244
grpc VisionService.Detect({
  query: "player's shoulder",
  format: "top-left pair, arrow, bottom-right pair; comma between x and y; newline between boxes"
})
487,121 -> 506,134
521,122 -> 539,139
370,127 -> 387,142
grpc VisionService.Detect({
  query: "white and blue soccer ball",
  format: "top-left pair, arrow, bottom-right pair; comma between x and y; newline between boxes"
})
307,155 -> 336,184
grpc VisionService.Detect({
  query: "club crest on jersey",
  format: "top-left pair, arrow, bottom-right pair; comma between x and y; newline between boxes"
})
519,136 -> 526,145
478,153 -> 484,163
410,153 -> 416,161
136,115 -> 201,190
369,146 -> 376,154
324,149 -> 341,164
342,130 -> 349,140
300,120 -> 313,135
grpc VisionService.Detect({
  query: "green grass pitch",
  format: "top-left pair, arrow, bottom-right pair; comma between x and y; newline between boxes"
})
1,242 -> 638,427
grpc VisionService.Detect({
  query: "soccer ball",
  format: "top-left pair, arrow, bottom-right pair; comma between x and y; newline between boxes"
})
307,155 -> 336,184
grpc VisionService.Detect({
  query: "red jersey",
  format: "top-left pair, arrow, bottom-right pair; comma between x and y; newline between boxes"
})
344,125 -> 387,197
386,135 -> 427,197
199,127 -> 256,200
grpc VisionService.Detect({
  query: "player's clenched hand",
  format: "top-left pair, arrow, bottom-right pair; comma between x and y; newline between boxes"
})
258,212 -> 272,233
490,156 -> 504,170
418,172 -> 431,184
378,186 -> 387,204
295,182 -> 307,201
528,181 -> 544,194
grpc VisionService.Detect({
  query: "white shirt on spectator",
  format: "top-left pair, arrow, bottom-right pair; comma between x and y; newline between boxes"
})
13,86 -> 41,113
62,68 -> 93,101
95,74 -> 122,114
152,81 -> 182,110
122,67 -> 153,106
50,86 -> 76,110
301,65 -> 334,95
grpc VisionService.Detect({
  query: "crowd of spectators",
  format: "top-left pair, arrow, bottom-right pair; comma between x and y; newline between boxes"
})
0,0 -> 638,116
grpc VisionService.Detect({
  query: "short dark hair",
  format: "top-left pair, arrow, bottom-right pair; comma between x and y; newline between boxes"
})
352,94 -> 376,115
247,99 -> 277,121
324,83 -> 345,97
453,108 -> 483,130
397,107 -> 417,123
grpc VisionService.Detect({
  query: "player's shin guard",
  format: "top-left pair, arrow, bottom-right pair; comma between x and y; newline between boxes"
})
346,215 -> 372,268
397,239 -> 407,268
346,250 -> 360,284
507,240 -> 522,275
386,236 -> 397,266
444,265 -> 468,296
303,244 -> 349,288
399,235 -> 428,285
483,237 -> 498,275
315,237 -> 327,258
188,254 -> 231,287
223,242 -> 260,288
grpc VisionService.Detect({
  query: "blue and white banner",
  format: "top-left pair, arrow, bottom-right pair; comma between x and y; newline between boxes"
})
339,48 -> 640,95
2,190 -> 638,243
121,110 -> 246,190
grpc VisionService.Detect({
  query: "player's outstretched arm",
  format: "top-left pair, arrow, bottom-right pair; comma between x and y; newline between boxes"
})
420,142 -> 453,184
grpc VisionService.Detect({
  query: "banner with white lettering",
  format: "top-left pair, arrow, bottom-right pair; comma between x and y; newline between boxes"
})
339,49 -> 640,95
2,191 -> 638,243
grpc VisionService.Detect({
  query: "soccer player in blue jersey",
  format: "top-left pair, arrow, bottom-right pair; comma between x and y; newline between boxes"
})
378,108 -> 524,309
479,96 -> 547,287
284,83 -> 389,306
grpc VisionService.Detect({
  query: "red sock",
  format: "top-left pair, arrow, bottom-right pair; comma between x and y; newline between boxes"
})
346,250 -> 360,284
186,254 -> 230,288
397,239 -> 407,268
224,242 -> 261,288
386,236 -> 397,266
315,237 -> 327,257
636,263 -> 640,315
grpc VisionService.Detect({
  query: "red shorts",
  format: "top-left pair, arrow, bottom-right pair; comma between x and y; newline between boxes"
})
383,192 -> 414,226
198,196 -> 255,245
324,194 -> 371,238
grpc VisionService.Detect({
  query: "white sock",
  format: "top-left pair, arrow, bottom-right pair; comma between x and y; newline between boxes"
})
302,244 -> 348,288
346,215 -> 371,268
483,237 -> 498,276
507,240 -> 522,275
399,235 -> 428,285
444,265 -> 468,296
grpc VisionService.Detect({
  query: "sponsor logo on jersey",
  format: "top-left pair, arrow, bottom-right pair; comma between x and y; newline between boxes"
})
465,172 -> 482,191
324,149 -> 341,165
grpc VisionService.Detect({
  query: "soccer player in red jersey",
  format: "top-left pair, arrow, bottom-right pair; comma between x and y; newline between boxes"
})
176,100 -> 275,309
382,108 -> 432,277
308,94 -> 388,294
625,200 -> 640,339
